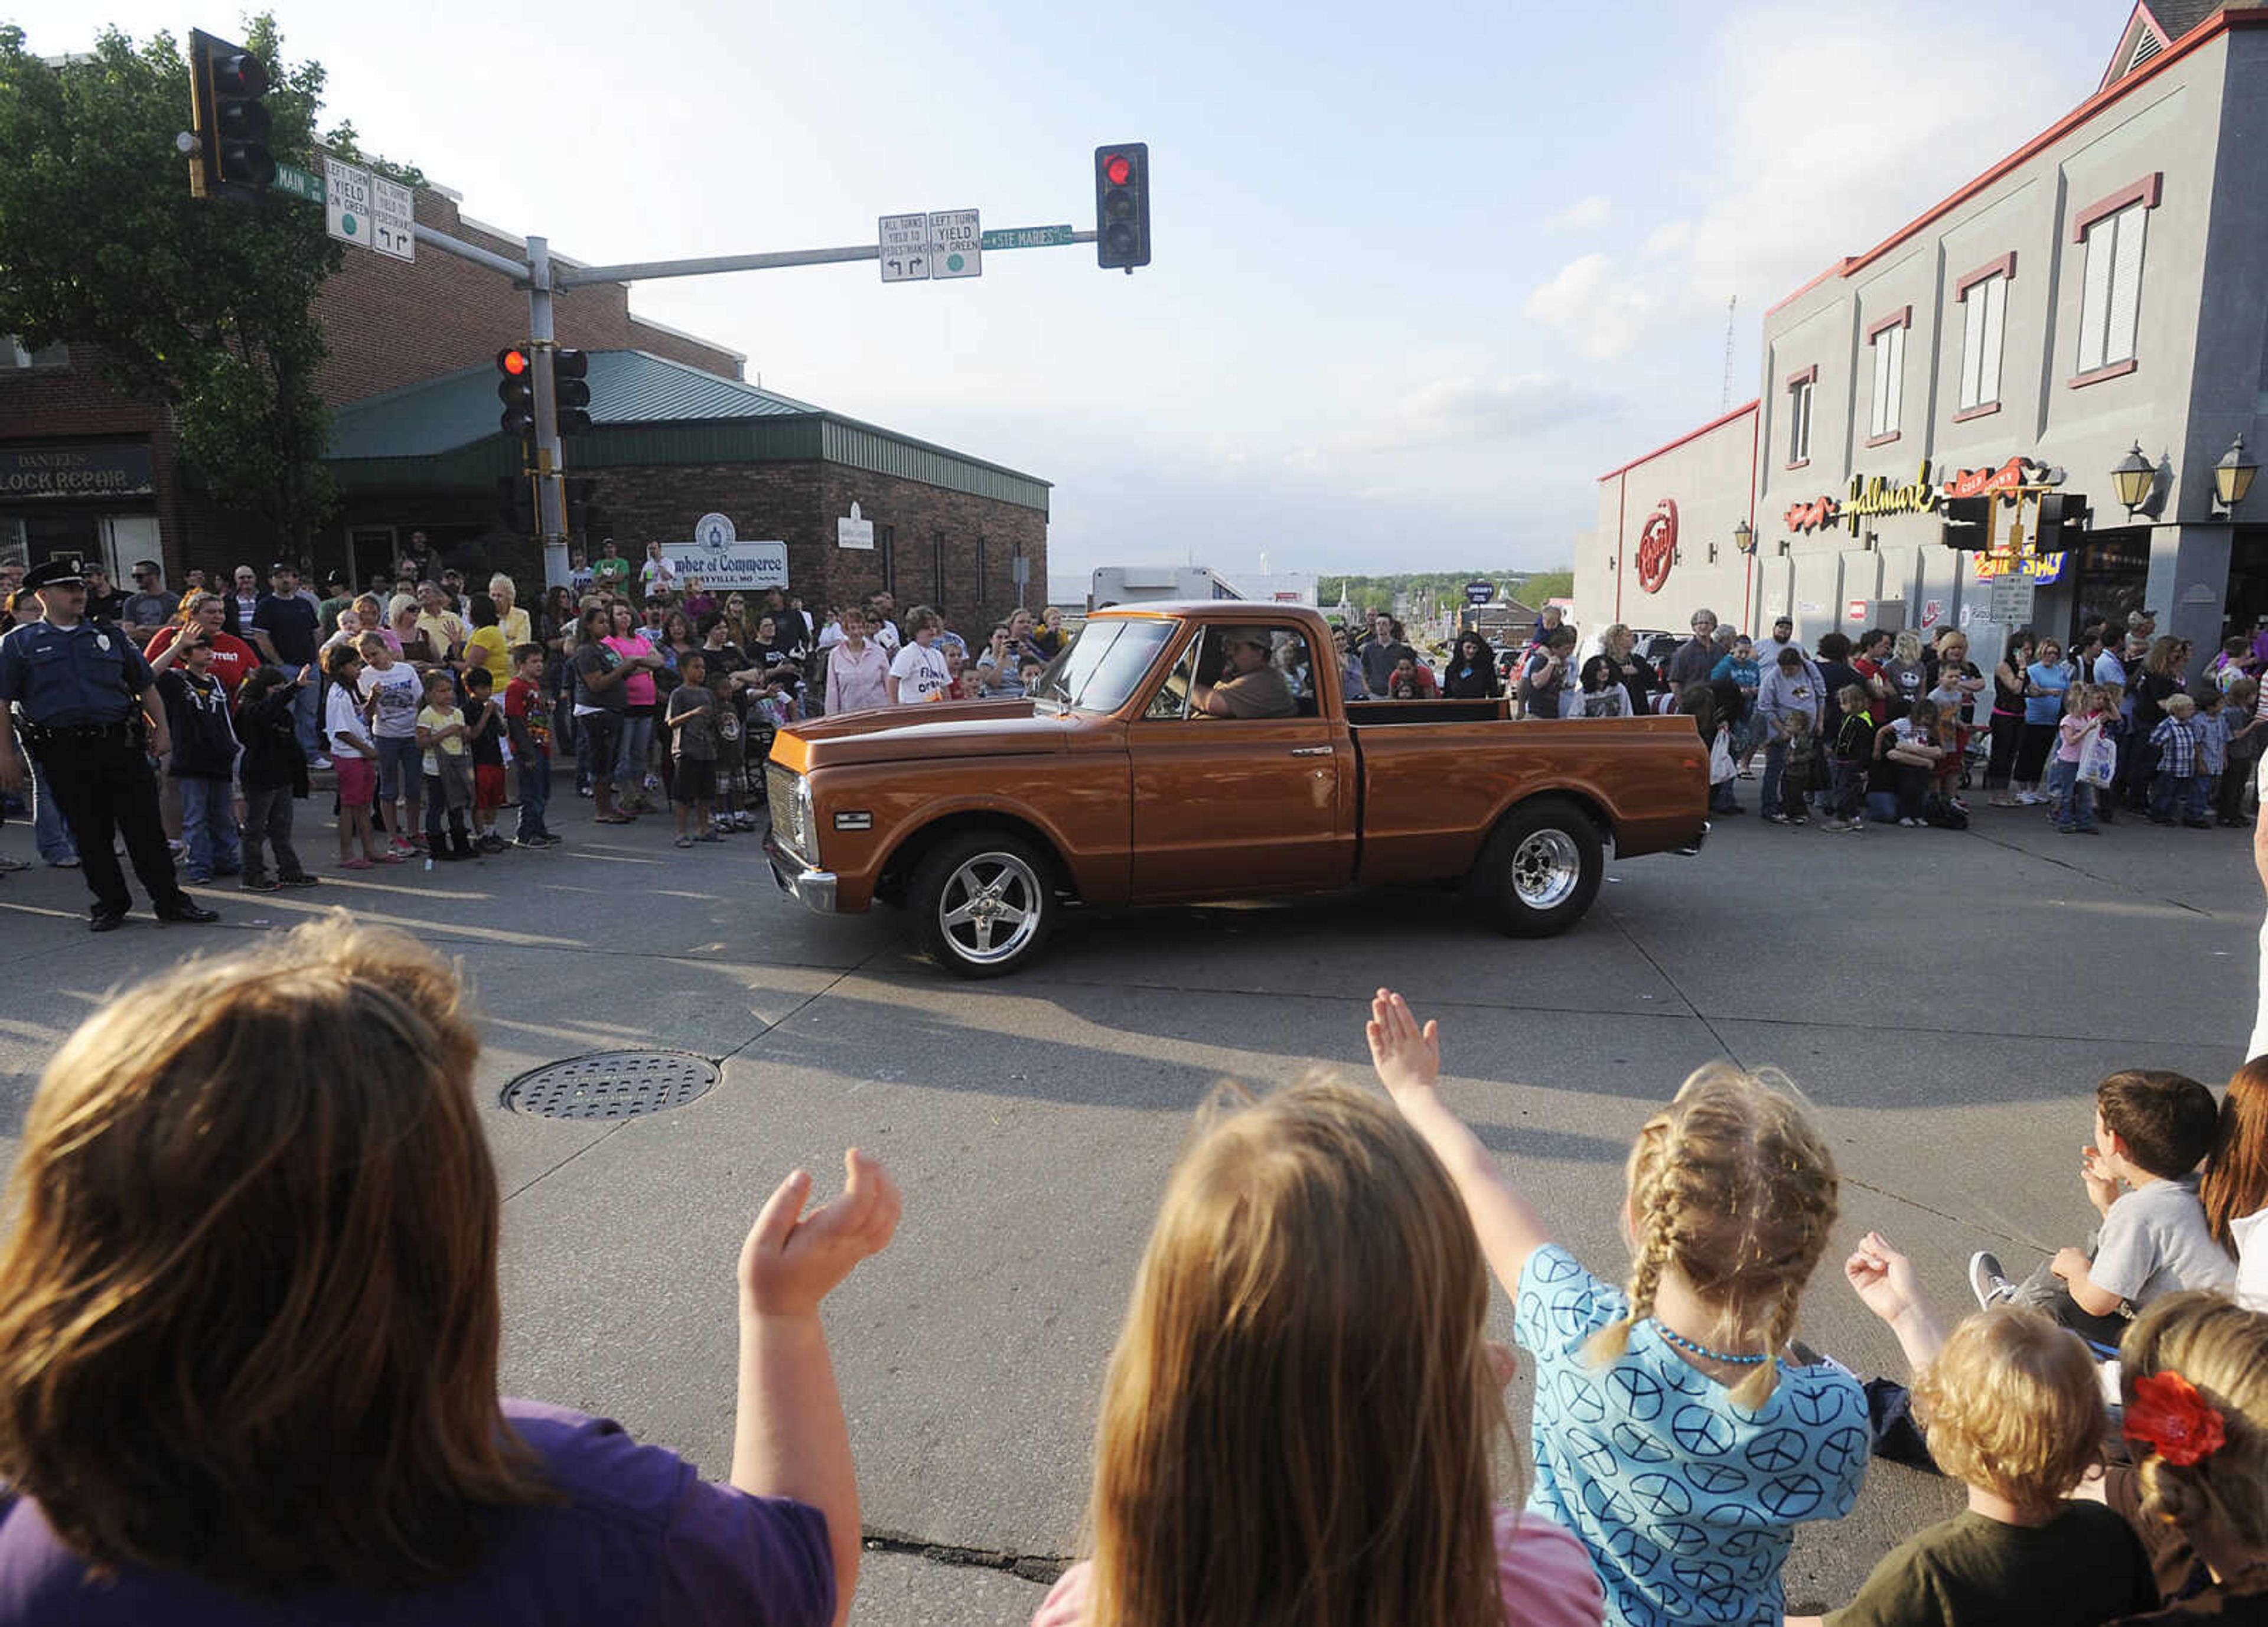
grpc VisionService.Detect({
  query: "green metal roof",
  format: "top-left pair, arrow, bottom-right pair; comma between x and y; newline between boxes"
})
325,350 -> 1050,513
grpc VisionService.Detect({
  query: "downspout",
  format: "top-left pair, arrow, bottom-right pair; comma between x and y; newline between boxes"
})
1745,407 -> 1759,632
1614,473 -> 1627,624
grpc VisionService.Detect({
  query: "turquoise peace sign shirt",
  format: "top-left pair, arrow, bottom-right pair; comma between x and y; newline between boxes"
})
1516,1244 -> 1868,1627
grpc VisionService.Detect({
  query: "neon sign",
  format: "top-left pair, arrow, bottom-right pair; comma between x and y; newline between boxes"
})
1783,456 -> 2063,536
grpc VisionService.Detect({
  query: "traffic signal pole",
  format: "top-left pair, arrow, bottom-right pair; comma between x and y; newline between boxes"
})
525,235 -> 570,590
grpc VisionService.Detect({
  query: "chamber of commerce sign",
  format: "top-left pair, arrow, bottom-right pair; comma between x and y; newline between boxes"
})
1783,455 -> 2057,536
0,444 -> 156,501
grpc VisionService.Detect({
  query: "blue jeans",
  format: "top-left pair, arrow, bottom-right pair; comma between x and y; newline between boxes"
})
2150,770 -> 2205,821
177,776 -> 240,879
516,751 -> 552,840
32,759 -> 77,863
1829,758 -> 1865,820
289,673 -> 322,758
1760,738 -> 1788,814
614,710 -> 656,790
2047,758 -> 2095,830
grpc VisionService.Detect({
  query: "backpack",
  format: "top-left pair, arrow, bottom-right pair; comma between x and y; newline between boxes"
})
1922,791 -> 1969,829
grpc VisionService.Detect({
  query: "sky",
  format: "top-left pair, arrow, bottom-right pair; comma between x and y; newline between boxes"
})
14,0 -> 2131,586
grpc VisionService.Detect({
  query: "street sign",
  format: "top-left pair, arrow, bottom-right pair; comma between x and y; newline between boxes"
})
1988,572 -> 2036,627
981,223 -> 1074,250
272,162 -> 324,204
879,214 -> 930,282
837,501 -> 874,550
324,156 -> 373,246
930,209 -> 981,279
370,174 -> 415,262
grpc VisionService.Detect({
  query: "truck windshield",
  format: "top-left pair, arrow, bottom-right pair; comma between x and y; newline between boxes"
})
1030,619 -> 1177,713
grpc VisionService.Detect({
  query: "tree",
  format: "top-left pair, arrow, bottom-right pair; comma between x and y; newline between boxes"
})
0,17 -> 417,557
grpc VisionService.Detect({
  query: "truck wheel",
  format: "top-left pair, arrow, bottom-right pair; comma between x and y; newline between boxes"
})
1468,798 -> 1604,937
910,830 -> 1058,977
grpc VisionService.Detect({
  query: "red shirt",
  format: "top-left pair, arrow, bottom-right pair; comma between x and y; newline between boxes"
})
144,626 -> 258,700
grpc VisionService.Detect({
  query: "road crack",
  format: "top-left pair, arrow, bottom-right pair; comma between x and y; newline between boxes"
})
862,1530 -> 1065,1584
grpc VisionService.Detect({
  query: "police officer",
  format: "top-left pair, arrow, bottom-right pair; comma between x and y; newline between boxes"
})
0,557 -> 219,931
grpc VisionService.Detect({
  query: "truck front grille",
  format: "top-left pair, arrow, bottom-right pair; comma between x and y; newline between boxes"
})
767,763 -> 806,859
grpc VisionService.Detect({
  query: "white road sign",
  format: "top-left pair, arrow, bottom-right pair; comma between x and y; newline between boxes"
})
929,208 -> 981,279
879,213 -> 930,282
1988,571 -> 2036,628
370,174 -> 415,262
324,156 -> 373,247
837,501 -> 874,550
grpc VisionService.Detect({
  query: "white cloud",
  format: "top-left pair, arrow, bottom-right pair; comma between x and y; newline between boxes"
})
1343,373 -> 1622,454
1545,193 -> 1613,233
1521,254 -> 1656,361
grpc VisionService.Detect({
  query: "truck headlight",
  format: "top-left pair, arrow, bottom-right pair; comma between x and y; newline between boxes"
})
797,774 -> 818,865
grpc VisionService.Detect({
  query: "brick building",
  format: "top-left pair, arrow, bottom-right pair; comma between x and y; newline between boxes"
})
2,178 -> 1050,630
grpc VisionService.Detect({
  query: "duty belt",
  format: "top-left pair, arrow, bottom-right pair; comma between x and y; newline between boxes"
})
18,719 -> 141,751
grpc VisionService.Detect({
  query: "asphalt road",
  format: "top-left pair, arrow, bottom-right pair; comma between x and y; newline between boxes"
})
0,792 -> 2256,1623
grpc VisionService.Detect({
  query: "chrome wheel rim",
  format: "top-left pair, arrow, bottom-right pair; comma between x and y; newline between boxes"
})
1511,830 -> 1582,909
939,851 -> 1044,964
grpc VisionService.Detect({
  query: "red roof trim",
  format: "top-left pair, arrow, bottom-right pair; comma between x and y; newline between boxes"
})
2073,171 -> 2163,240
1767,9 -> 2263,318
1594,399 -> 1758,483
1785,363 -> 1819,389
1865,304 -> 1914,340
1956,253 -> 2018,299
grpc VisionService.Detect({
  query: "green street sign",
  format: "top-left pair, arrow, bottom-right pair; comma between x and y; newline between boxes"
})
272,163 -> 325,204
980,223 -> 1074,251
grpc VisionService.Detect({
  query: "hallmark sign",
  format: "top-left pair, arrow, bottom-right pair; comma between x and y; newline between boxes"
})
1783,456 -> 2060,536
0,444 -> 156,501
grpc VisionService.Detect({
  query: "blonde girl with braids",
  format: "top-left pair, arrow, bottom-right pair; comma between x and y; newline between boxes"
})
2103,1293 -> 2268,1623
1366,989 -> 1866,1627
1031,1077 -> 1605,1627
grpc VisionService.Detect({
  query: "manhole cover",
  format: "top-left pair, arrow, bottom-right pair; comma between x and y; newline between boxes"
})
502,1049 -> 721,1120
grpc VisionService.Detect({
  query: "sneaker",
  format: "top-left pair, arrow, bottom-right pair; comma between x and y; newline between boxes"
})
1898,817 -> 1921,828
374,850 -> 409,865
1791,815 -> 1810,826
184,870 -> 213,885
1820,819 -> 1852,833
0,855 -> 28,873
311,755 -> 333,770
1762,812 -> 1789,824
734,812 -> 757,832
1970,1250 -> 2016,1309
241,875 -> 280,892
674,835 -> 695,849
279,873 -> 320,887
512,833 -> 546,849
537,833 -> 563,847
478,833 -> 507,853
1851,818 -> 1868,831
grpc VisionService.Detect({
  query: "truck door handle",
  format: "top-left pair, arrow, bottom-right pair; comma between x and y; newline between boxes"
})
1289,745 -> 1333,757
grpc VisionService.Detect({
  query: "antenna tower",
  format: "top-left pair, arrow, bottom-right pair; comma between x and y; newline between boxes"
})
1720,294 -> 1738,409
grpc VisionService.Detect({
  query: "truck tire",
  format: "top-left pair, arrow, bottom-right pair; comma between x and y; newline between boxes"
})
1467,798 -> 1604,937
910,829 -> 1059,977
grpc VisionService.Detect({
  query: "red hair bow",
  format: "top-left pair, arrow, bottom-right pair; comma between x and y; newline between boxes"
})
2126,1370 -> 2227,1468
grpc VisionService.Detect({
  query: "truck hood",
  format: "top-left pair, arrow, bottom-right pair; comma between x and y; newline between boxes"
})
777,701 -> 1076,769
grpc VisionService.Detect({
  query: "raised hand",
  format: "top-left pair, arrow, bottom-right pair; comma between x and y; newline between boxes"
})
1845,1230 -> 1923,1326
738,1148 -> 902,1320
1366,987 -> 1441,1101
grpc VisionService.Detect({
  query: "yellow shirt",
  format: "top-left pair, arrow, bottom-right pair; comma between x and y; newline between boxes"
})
416,609 -> 468,657
496,605 -> 533,650
417,703 -> 467,777
466,625 -> 513,688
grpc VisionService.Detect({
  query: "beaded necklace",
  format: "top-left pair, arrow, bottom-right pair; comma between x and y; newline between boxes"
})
1651,1320 -> 1770,1366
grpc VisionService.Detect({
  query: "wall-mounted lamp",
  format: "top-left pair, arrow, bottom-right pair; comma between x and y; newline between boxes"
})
2110,442 -> 2155,515
2214,433 -> 2259,514
1733,519 -> 1756,555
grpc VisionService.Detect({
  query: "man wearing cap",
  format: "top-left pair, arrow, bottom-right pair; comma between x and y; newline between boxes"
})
0,558 -> 219,930
1194,627 -> 1296,719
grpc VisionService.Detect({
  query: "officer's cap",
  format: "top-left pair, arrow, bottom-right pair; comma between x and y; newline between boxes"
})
22,557 -> 87,591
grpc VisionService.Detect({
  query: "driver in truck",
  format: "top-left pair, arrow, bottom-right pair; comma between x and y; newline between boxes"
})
1194,628 -> 1296,719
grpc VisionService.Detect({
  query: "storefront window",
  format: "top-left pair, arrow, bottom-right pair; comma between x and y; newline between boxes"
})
2071,533 -> 2149,640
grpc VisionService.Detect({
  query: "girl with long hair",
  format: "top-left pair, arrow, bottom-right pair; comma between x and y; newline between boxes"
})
0,916 -> 895,1624
2013,637 -> 2073,805
1364,989 -> 1862,1627
1445,631 -> 1503,700
1987,631 -> 2035,805
2202,1058 -> 2268,1312
1036,1062 -> 1602,1627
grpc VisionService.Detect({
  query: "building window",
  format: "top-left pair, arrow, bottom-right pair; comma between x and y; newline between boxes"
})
879,525 -> 897,595
1785,367 -> 1815,466
1956,259 -> 2010,414
0,337 -> 69,370
2075,202 -> 2148,378
1866,309 -> 1908,442
975,537 -> 988,608
932,530 -> 947,604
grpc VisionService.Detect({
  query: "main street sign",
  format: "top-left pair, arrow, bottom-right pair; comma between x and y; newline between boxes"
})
271,163 -> 324,204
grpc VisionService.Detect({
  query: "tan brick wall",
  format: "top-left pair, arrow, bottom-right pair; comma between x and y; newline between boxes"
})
310,187 -> 744,406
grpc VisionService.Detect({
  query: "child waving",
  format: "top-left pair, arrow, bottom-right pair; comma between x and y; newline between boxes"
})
1366,989 -> 1866,1627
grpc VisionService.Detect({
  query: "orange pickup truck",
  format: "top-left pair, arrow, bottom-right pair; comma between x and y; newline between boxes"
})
764,602 -> 1707,976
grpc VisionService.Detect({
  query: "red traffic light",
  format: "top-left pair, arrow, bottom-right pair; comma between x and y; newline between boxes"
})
497,347 -> 530,376
1103,152 -> 1133,187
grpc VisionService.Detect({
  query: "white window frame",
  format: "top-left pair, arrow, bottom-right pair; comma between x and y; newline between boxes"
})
2076,201 -> 2148,377
1787,376 -> 1814,465
1956,270 -> 2007,412
1867,317 -> 1907,441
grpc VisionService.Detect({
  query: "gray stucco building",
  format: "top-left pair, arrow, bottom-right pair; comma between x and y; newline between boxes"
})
1579,0 -> 2268,665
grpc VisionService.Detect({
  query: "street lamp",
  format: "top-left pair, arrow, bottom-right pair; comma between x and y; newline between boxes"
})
2214,433 -> 2259,511
2110,442 -> 2155,515
1733,518 -> 1755,555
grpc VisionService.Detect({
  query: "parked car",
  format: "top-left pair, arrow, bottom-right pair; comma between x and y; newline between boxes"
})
765,603 -> 1707,976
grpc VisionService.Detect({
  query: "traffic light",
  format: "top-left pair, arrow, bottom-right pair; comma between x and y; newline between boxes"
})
187,30 -> 275,201
497,474 -> 536,535
1094,144 -> 1151,271
497,347 -> 534,438
1938,495 -> 1993,550
554,349 -> 591,435
2035,493 -> 2091,550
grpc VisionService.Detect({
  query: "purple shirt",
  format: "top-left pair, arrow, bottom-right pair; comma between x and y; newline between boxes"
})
0,1400 -> 833,1626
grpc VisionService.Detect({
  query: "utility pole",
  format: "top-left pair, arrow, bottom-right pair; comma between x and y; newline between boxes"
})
525,235 -> 568,588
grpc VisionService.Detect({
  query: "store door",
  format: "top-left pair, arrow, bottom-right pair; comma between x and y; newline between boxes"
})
99,516 -> 161,582
2071,533 -> 2150,642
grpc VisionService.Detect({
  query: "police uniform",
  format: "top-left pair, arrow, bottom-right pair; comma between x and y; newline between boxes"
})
0,558 -> 212,929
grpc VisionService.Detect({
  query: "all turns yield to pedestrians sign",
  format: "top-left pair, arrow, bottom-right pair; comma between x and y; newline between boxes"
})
878,210 -> 982,281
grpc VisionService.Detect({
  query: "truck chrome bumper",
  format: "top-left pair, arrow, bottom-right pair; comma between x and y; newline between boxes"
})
1676,820 -> 1710,856
765,834 -> 839,914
